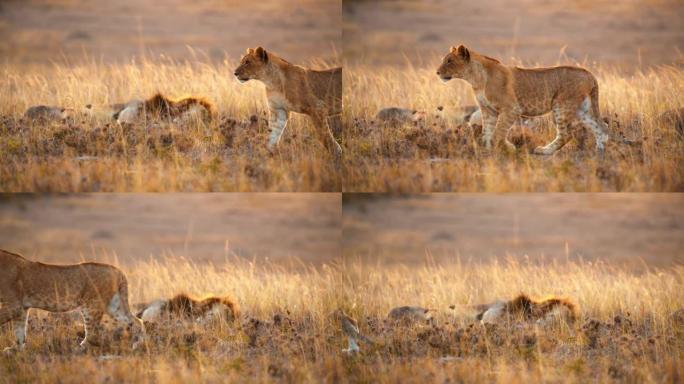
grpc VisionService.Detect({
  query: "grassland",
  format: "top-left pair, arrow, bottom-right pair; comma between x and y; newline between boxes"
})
339,257 -> 684,383
0,256 -> 347,383
0,57 -> 341,192
1,256 -> 681,383
342,62 -> 684,192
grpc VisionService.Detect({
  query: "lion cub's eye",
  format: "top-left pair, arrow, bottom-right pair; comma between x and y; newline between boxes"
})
447,58 -> 453,64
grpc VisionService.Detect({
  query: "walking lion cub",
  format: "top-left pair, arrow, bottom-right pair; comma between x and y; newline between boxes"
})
437,45 -> 610,155
0,249 -> 143,351
234,47 -> 342,155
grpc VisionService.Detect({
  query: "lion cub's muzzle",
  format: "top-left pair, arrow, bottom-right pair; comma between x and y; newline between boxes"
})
233,71 -> 251,83
437,71 -> 453,82
234,72 -> 250,83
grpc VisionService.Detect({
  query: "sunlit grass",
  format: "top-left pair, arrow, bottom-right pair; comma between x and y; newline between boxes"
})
0,56 -> 341,192
337,256 -> 684,382
2,255 -> 681,382
342,61 -> 684,192
0,256 -> 348,383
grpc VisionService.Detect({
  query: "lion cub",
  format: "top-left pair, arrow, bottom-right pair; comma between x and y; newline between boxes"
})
0,249 -> 143,351
437,45 -> 610,155
234,47 -> 342,155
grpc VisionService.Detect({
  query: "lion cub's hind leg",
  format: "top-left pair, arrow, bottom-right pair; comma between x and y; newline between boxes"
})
534,103 -> 572,155
79,307 -> 105,347
576,96 -> 609,156
2,308 -> 28,353
106,290 -> 145,349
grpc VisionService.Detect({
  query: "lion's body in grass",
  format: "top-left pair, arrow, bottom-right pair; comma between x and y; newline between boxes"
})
136,293 -> 239,323
112,93 -> 215,124
475,293 -> 578,325
234,47 -> 342,155
437,45 -> 610,155
0,249 -> 143,350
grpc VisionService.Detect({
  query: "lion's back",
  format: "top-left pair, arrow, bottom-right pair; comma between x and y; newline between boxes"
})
0,250 -> 24,290
511,65 -> 597,113
307,67 -> 342,114
24,262 -> 124,307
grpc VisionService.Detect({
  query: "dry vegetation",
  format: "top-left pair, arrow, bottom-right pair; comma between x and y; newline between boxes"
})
0,57 -> 341,192
342,62 -> 684,192
0,256 -> 349,383
339,257 -> 684,383
3,256 -> 681,383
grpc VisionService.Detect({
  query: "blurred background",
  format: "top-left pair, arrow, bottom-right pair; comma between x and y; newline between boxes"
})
343,0 -> 684,69
0,0 -> 341,66
343,194 -> 684,269
0,194 -> 341,266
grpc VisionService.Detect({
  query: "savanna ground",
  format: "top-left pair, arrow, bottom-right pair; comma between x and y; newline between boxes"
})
3,256 -> 683,383
0,256 -> 351,383
342,0 -> 684,192
0,0 -> 342,192
338,194 -> 684,382
0,194 -> 349,382
339,258 -> 684,383
1,194 -> 682,383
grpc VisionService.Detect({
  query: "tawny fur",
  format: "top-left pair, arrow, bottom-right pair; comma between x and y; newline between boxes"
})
112,93 -> 215,123
136,293 -> 239,323
234,47 -> 342,155
437,45 -> 610,155
0,249 -> 143,350
476,294 -> 578,324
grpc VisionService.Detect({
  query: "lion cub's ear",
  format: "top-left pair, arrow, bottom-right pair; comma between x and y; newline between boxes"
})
457,45 -> 470,61
255,46 -> 268,63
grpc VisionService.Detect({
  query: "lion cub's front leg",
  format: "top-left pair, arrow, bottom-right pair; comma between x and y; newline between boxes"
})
482,111 -> 519,152
480,108 -> 517,153
479,108 -> 498,149
267,108 -> 289,150
3,308 -> 28,354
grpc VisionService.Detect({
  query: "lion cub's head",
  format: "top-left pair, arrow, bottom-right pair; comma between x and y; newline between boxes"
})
234,47 -> 270,83
436,45 -> 472,82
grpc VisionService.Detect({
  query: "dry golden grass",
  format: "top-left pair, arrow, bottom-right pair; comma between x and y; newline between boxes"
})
0,256 -> 348,383
342,62 -> 684,192
0,56 -> 341,192
2,255 -> 681,383
340,257 -> 684,383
